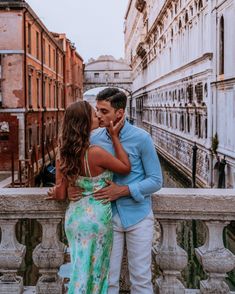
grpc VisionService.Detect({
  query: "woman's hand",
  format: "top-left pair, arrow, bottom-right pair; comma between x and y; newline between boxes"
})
108,115 -> 125,138
45,187 -> 56,200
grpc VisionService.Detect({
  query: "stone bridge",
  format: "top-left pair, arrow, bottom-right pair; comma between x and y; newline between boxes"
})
83,55 -> 132,94
0,188 -> 235,293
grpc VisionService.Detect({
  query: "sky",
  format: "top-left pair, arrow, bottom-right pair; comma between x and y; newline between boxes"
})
27,0 -> 128,63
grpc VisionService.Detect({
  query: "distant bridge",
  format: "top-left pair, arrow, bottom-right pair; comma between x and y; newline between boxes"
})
83,55 -> 132,93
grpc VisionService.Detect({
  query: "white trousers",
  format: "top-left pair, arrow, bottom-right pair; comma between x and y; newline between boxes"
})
108,211 -> 154,294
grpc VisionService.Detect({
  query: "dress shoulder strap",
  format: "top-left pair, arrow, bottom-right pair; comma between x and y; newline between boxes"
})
84,148 -> 92,177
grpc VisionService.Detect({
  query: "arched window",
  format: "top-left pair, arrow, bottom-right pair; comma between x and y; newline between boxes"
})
198,0 -> 203,10
180,113 -> 185,132
205,117 -> 208,139
219,16 -> 224,75
187,112 -> 190,133
179,19 -> 182,30
185,11 -> 189,24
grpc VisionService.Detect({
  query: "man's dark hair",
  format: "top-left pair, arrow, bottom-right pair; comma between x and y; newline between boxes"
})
96,88 -> 127,110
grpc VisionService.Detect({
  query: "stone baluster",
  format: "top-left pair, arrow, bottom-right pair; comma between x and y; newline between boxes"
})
32,219 -> 65,294
155,219 -> 188,294
0,219 -> 26,294
195,221 -> 235,294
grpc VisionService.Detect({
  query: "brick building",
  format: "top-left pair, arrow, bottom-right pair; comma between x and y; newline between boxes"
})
0,0 -> 83,175
52,33 -> 84,106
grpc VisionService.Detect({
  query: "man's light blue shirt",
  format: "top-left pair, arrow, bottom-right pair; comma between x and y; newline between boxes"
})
91,120 -> 163,229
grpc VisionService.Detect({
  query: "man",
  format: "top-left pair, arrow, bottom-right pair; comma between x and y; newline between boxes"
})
69,88 -> 163,294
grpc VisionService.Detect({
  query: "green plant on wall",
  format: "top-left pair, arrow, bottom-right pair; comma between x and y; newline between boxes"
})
211,133 -> 219,155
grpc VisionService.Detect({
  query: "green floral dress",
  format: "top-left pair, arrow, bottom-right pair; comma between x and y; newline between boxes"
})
64,151 -> 113,294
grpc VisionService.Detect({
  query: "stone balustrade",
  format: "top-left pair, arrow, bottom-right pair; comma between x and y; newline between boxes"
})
0,188 -> 235,294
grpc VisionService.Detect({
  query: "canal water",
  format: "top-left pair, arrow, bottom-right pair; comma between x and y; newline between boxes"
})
159,154 -> 191,188
16,155 -> 235,290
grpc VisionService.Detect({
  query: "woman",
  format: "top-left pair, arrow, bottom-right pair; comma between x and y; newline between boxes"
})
49,101 -> 130,294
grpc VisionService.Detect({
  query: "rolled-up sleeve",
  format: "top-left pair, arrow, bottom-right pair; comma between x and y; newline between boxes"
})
128,133 -> 163,202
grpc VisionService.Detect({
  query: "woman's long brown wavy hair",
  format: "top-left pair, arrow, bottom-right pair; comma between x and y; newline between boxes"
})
59,101 -> 92,179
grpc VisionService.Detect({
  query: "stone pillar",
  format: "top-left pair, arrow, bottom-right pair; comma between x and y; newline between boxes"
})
155,219 -> 188,294
0,219 -> 26,294
32,219 -> 65,294
195,221 -> 235,294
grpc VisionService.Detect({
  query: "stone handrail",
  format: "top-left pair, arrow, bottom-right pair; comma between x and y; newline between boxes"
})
0,188 -> 235,294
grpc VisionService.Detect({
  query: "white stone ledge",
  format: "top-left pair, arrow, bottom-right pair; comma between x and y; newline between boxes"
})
0,188 -> 66,219
153,188 -> 235,221
1,187 -> 235,220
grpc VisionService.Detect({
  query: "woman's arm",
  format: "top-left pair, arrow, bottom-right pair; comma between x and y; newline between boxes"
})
91,117 -> 131,174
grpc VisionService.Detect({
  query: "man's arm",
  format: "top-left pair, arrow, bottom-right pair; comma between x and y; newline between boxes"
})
128,133 -> 163,202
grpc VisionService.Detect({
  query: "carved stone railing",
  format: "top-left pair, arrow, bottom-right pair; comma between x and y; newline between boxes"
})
0,188 -> 66,294
153,188 -> 235,294
0,188 -> 235,294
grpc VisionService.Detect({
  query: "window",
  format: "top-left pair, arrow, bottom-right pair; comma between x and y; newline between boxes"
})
28,75 -> 32,107
60,57 -> 63,75
61,87 -> 65,108
49,82 -> 51,108
114,72 -> 119,78
43,80 -> 46,107
0,55 -> 2,108
57,85 -> 60,108
29,128 -> 32,149
28,23 -> 31,54
49,45 -> 51,68
187,113 -> 190,133
180,114 -> 185,132
94,73 -> 99,78
198,0 -> 203,10
42,39 -> 45,64
37,125 -> 40,146
52,118 -> 55,138
219,16 -> 224,75
37,78 -> 40,107
185,11 -> 189,23
195,82 -> 203,103
54,84 -> 56,108
36,31 -> 40,59
187,84 -> 193,103
53,49 -> 56,70
49,123 -> 52,140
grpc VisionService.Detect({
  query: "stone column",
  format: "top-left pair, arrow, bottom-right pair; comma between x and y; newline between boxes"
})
195,221 -> 235,294
32,219 -> 65,294
0,219 -> 26,294
155,219 -> 188,294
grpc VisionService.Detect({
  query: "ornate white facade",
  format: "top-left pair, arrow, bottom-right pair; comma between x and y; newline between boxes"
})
125,0 -> 235,188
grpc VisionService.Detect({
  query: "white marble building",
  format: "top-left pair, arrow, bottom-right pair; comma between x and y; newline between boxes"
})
124,0 -> 235,188
83,55 -> 132,94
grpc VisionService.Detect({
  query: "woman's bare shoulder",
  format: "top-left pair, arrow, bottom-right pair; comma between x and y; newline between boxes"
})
89,145 -> 106,155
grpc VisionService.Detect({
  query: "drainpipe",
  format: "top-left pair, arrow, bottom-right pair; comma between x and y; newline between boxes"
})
56,47 -> 59,138
23,9 -> 27,162
41,29 -> 45,165
63,52 -> 66,108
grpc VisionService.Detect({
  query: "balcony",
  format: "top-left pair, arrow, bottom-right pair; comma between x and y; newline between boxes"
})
0,188 -> 235,293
